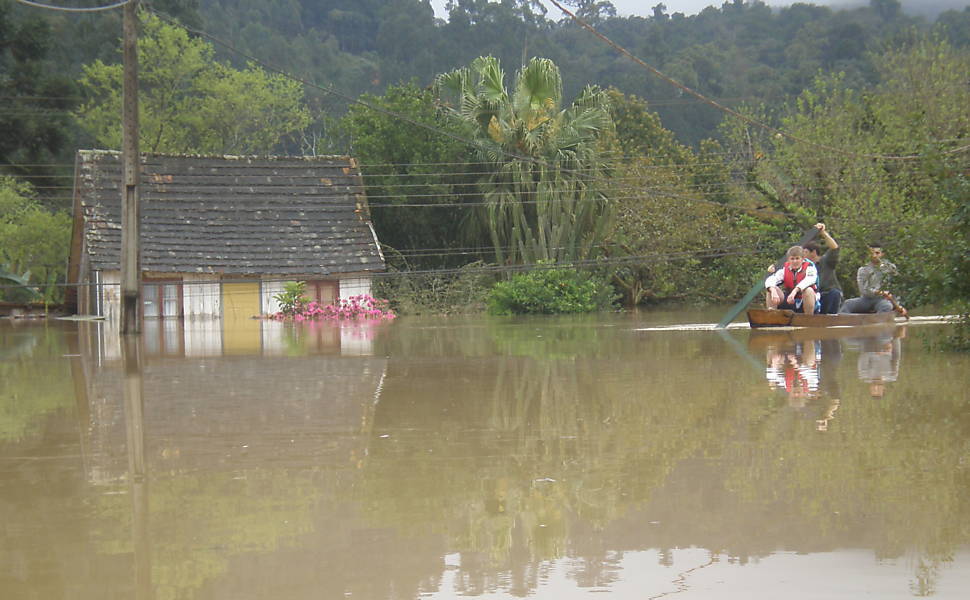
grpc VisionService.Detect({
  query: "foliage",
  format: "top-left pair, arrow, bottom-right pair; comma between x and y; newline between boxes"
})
486,265 -> 617,315
340,81 -> 479,268
600,90 -> 781,306
7,0 -> 970,164
372,262 -> 495,316
434,56 -> 615,265
76,11 -> 310,155
0,0 -> 77,198
936,172 -> 970,350
0,325 -> 74,442
0,177 -> 71,303
756,38 -> 969,312
272,280 -> 308,316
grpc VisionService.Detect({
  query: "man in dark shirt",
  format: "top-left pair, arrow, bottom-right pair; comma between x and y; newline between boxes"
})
802,223 -> 841,314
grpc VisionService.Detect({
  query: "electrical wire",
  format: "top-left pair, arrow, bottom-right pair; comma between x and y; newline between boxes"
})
0,245 -> 775,293
13,0 -> 131,12
547,0 -> 970,161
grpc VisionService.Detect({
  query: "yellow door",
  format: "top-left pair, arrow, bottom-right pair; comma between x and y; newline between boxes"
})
222,281 -> 261,354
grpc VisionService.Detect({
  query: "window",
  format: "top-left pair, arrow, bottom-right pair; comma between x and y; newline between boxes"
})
143,280 -> 182,318
305,280 -> 338,306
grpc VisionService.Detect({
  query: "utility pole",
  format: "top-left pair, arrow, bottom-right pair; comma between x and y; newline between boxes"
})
121,0 -> 141,334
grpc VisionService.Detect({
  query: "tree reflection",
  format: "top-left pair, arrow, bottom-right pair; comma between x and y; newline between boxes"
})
357,319 -> 970,596
2,318 -> 969,599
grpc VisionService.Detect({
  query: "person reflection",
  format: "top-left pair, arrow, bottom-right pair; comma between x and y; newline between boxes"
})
765,340 -> 820,408
765,337 -> 844,430
856,328 -> 904,399
815,338 -> 842,431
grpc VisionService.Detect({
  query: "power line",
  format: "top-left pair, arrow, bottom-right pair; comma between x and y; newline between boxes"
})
0,245 -> 774,293
13,0 -> 131,12
548,0 -> 970,162
144,8 -> 551,172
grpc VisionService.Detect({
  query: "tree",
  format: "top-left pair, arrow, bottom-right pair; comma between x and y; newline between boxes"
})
340,81 -> 479,269
434,56 -> 615,265
754,38 -> 970,311
601,89 -> 767,305
0,177 -> 70,303
76,12 -> 309,155
0,0 -> 76,193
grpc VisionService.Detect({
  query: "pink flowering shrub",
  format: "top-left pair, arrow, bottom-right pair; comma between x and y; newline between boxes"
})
272,294 -> 396,322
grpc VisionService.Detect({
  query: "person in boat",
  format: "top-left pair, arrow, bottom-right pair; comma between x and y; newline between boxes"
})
764,245 -> 820,315
839,242 -> 907,316
802,223 -> 842,314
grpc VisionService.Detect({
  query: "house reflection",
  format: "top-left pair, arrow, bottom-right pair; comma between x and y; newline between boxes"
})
69,319 -> 388,486
85,316 -> 383,360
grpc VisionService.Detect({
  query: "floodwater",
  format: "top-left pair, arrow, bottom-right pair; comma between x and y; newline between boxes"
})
1,309 -> 969,600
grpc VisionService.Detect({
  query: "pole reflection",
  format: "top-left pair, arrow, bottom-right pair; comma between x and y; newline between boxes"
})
1,315 -> 968,600
122,335 -> 152,600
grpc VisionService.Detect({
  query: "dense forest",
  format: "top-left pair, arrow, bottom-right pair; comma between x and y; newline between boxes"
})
1,0 -> 968,343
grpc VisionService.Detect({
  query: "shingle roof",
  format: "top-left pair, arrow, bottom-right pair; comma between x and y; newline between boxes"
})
74,150 -> 385,275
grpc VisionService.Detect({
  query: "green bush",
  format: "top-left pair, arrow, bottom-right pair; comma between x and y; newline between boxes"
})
272,281 -> 308,316
487,267 -> 618,315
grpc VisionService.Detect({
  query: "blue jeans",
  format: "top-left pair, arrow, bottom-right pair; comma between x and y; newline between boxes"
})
820,289 -> 842,314
840,295 -> 893,313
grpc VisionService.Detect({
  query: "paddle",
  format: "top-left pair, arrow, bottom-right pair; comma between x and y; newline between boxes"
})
884,292 -> 909,320
716,227 -> 820,328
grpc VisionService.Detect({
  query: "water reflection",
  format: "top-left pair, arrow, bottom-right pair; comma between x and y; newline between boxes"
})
94,317 -> 381,359
850,329 -> 903,399
749,324 -> 914,432
1,315 -> 969,599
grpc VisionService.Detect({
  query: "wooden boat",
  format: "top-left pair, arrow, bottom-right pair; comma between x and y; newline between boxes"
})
746,308 -> 896,328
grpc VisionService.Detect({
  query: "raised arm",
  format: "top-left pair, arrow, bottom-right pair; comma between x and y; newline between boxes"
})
815,222 -> 838,249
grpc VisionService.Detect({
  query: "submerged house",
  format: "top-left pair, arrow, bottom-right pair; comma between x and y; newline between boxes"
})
67,151 -> 385,319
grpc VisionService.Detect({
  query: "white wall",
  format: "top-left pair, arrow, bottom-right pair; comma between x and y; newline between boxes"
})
339,277 -> 371,301
261,279 -> 291,316
183,319 -> 223,356
100,270 -> 121,322
182,273 -> 221,319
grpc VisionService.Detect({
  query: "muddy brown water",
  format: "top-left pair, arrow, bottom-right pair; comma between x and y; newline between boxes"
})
1,310 -> 968,599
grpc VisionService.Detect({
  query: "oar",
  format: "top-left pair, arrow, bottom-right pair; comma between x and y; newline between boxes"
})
884,292 -> 909,320
716,227 -> 820,328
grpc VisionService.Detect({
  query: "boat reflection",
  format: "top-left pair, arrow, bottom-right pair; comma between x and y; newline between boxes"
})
751,324 -> 906,431
4,315 -> 969,600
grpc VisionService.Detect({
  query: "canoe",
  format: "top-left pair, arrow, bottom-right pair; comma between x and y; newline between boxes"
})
746,308 -> 896,328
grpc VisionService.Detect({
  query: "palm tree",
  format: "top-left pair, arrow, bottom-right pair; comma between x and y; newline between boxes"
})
434,56 -> 615,265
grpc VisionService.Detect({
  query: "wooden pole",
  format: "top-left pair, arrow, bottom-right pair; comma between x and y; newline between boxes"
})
121,0 -> 141,334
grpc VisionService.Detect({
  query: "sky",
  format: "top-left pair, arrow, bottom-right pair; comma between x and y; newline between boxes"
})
429,0 -> 969,20
428,1 -> 843,20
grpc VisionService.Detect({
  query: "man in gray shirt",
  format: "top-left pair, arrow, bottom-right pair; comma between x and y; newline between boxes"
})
840,243 -> 906,315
